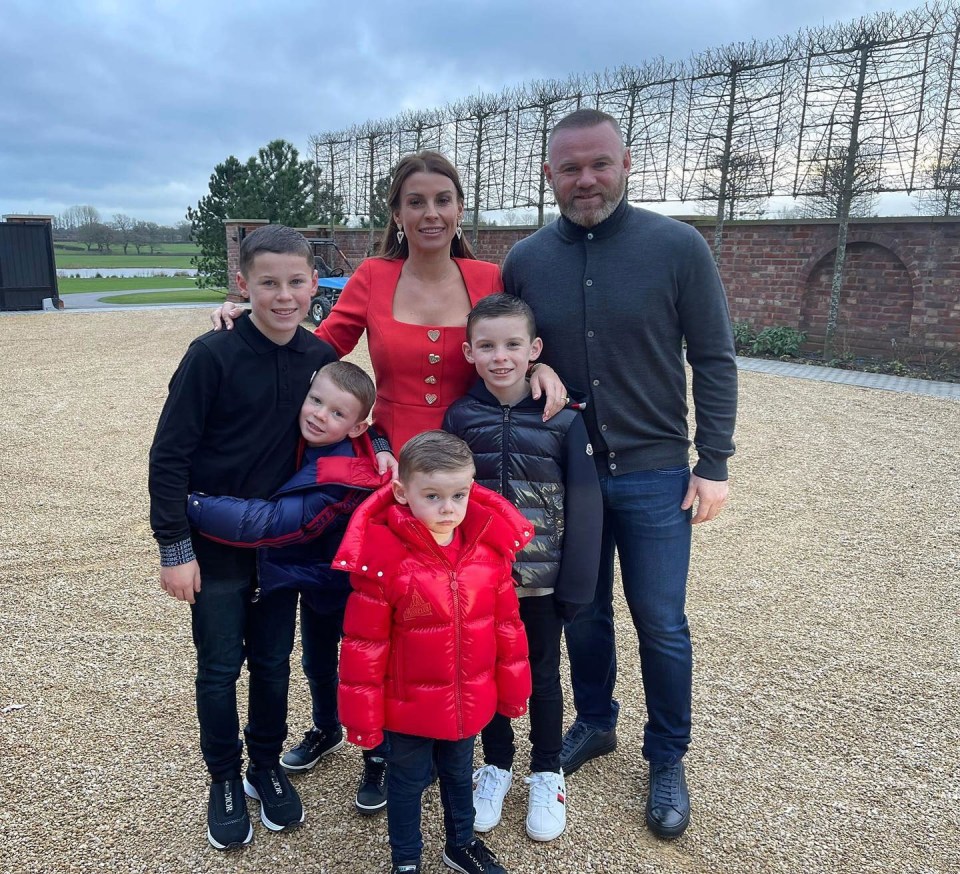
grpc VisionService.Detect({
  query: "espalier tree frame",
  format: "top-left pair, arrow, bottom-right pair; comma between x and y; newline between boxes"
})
309,2 -> 960,355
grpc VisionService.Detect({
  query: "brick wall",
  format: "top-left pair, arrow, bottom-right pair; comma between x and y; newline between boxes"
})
224,216 -> 960,358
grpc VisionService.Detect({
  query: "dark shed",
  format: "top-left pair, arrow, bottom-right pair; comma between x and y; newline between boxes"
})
0,215 -> 61,311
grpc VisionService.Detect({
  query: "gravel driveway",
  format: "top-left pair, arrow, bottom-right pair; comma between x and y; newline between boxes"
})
1,309 -> 957,874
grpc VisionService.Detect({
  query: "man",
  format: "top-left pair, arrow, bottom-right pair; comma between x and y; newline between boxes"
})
502,108 -> 737,839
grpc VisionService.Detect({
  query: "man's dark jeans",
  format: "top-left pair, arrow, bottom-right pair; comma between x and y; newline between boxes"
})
385,731 -> 476,865
190,558 -> 298,781
564,465 -> 693,763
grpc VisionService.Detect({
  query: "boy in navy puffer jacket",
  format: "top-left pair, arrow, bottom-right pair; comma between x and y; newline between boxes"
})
187,361 -> 392,814
443,294 -> 603,844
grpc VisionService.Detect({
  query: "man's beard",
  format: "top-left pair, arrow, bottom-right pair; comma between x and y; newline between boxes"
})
556,173 -> 627,228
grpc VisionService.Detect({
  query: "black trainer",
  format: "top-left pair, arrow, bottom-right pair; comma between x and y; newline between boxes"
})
207,777 -> 253,850
281,726 -> 345,772
645,761 -> 690,839
442,837 -> 508,874
355,755 -> 388,815
243,763 -> 305,831
558,720 -> 617,775
391,863 -> 422,874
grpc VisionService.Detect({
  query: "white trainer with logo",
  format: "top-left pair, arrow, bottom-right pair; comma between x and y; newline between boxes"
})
471,765 -> 513,832
524,769 -> 566,841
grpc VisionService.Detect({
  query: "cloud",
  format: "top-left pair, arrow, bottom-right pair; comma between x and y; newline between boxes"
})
0,0 -> 926,225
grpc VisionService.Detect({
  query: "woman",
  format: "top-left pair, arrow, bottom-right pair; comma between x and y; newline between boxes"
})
216,150 -> 564,451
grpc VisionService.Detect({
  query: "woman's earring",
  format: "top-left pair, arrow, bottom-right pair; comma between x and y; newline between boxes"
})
455,225 -> 463,240
396,228 -> 404,245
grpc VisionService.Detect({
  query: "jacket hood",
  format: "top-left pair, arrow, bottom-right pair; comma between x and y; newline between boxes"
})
333,481 -> 532,575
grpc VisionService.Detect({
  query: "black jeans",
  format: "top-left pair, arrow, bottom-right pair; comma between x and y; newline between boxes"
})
385,731 -> 476,865
480,593 -> 564,773
299,600 -> 344,733
190,551 -> 298,781
298,598 -> 387,757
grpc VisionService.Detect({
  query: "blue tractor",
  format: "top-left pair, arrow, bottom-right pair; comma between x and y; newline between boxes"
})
307,238 -> 353,325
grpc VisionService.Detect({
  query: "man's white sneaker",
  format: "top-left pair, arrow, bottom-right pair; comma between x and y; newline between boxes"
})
472,765 -> 512,832
524,770 -> 566,841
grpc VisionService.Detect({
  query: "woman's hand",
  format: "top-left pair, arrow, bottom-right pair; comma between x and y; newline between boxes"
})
376,451 -> 399,481
210,301 -> 249,331
529,364 -> 568,421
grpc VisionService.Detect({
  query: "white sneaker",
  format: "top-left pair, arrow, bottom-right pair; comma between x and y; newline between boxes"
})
472,765 -> 512,832
525,769 -> 566,841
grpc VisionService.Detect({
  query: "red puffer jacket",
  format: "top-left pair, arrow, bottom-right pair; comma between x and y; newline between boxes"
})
335,482 -> 533,748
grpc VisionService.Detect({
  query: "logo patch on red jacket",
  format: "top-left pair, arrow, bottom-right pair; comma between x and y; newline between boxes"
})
402,590 -> 434,621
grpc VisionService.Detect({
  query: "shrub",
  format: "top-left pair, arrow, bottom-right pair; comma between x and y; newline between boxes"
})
732,321 -> 756,353
751,326 -> 806,358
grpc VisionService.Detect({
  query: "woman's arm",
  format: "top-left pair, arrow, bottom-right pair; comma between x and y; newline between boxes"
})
313,261 -> 374,357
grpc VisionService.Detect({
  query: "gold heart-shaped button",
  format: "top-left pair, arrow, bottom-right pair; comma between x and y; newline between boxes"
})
425,393 -> 438,404
424,375 -> 437,384
427,329 -> 441,342
428,354 -> 441,364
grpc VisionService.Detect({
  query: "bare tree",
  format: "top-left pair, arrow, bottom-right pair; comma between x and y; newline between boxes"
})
111,214 -> 135,254
916,152 -> 960,213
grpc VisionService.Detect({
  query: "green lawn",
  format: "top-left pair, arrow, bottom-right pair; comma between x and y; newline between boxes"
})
58,276 -> 202,294
103,289 -> 227,305
54,240 -> 200,269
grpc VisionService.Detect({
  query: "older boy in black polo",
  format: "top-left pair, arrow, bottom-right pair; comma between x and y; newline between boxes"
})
149,225 -> 336,849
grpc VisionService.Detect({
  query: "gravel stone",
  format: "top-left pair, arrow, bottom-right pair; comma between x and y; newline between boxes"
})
1,309 -> 957,873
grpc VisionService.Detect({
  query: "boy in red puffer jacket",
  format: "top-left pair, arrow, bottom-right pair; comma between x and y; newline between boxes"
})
335,430 -> 532,874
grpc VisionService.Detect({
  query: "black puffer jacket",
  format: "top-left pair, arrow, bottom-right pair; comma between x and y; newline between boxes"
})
443,381 -> 603,612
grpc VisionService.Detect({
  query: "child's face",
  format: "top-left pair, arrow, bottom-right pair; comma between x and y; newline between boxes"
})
298,371 -> 369,447
463,315 -> 543,405
237,251 -> 316,345
392,466 -> 474,545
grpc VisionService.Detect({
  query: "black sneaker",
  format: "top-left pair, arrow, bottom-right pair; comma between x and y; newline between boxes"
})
355,755 -> 388,815
645,761 -> 690,839
207,777 -> 253,850
243,763 -> 305,831
442,837 -> 507,874
281,726 -> 345,772
558,720 -> 617,775
391,863 -> 422,874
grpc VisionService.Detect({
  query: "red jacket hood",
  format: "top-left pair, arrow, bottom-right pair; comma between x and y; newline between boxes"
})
334,482 -> 533,575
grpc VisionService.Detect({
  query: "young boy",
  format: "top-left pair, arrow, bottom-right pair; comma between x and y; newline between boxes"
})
335,431 -> 533,874
442,293 -> 603,842
148,225 -> 336,850
185,360 -> 393,813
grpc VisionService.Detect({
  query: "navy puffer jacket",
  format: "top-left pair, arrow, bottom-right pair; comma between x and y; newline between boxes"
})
442,381 -> 602,610
187,433 -> 389,613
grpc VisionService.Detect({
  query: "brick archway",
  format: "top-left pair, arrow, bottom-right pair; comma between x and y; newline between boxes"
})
800,237 -> 916,357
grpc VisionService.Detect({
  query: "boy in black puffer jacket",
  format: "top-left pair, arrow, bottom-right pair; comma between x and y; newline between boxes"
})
187,361 -> 392,817
442,294 -> 603,844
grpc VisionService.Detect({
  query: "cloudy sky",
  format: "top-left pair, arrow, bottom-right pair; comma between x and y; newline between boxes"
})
0,0 -> 926,226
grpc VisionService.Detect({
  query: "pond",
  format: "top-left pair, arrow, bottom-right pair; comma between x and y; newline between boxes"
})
56,268 -> 198,278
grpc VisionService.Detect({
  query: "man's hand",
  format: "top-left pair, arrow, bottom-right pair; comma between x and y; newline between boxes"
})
210,302 -> 248,331
681,474 -> 729,524
160,560 -> 202,604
